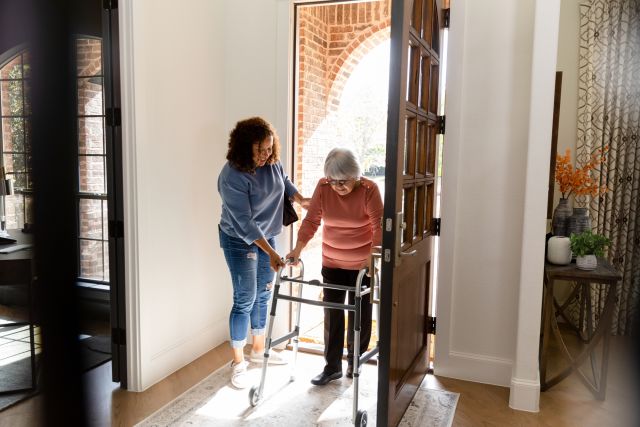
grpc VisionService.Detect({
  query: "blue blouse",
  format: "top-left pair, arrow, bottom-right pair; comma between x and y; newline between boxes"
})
218,161 -> 297,245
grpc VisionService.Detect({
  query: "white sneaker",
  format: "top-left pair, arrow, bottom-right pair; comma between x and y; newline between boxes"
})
230,360 -> 250,389
249,350 -> 288,365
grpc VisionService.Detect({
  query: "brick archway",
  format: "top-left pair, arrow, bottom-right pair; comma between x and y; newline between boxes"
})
326,25 -> 390,113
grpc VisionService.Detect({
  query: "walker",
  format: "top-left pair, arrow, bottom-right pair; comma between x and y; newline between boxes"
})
248,257 -> 381,427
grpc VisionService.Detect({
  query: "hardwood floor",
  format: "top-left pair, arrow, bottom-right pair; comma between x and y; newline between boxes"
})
1,338 -> 637,426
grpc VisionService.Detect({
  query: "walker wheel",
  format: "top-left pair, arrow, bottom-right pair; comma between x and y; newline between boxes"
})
356,410 -> 367,427
249,385 -> 261,407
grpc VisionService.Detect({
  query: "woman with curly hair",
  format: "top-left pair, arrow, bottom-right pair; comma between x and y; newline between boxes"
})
218,117 -> 308,389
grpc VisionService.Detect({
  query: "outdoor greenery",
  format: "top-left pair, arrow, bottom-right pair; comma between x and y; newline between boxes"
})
569,230 -> 611,257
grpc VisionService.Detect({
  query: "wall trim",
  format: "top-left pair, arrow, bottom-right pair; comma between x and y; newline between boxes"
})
119,0 -> 143,392
436,350 -> 513,387
509,376 -> 540,412
510,0 -> 561,413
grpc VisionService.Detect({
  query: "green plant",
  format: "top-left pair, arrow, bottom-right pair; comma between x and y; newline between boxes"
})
569,230 -> 611,257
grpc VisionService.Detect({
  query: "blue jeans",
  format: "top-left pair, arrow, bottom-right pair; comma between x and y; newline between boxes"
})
219,228 -> 275,349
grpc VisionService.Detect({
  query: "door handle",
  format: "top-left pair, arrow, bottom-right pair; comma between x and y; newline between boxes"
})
394,212 -> 416,266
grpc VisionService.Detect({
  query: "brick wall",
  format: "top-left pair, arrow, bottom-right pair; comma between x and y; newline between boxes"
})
296,0 -> 391,198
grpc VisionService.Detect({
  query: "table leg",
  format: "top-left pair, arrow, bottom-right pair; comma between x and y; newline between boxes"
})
540,276 -> 554,390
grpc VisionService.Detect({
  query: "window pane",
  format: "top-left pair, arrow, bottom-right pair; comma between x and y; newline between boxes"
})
79,155 -> 106,194
78,117 -> 104,155
5,153 -> 26,173
76,38 -> 102,77
1,79 -> 23,116
25,195 -> 33,224
10,172 -> 27,190
79,239 -> 104,281
23,79 -> 31,115
103,241 -> 110,282
77,77 -> 103,116
102,200 -> 109,239
22,52 -> 31,78
0,55 -> 22,79
2,117 -> 25,152
5,194 -> 24,229
24,118 -> 31,149
79,198 -> 104,239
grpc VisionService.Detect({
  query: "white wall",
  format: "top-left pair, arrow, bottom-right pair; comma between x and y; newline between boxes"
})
121,0 -> 286,390
436,0 -> 537,386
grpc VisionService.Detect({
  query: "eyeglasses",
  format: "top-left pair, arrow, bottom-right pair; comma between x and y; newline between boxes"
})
327,178 -> 354,186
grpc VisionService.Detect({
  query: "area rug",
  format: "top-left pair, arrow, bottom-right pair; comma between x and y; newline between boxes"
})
80,334 -> 111,371
136,351 -> 458,427
0,323 -> 40,412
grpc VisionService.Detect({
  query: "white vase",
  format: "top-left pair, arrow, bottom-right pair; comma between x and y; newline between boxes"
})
576,254 -> 597,270
547,236 -> 572,265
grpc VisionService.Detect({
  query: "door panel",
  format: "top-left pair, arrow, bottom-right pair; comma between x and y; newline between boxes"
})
378,0 -> 443,425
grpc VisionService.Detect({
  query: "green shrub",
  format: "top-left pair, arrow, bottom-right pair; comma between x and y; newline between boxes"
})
569,230 -> 611,257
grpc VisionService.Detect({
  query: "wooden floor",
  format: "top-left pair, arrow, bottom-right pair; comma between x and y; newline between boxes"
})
1,337 -> 637,426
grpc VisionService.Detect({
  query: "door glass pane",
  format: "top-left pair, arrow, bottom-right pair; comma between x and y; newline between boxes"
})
423,0 -> 434,45
401,189 -> 407,245
79,239 -> 104,281
416,184 -> 426,237
417,120 -> 427,175
77,77 -> 104,116
420,54 -> 431,110
403,186 -> 414,245
79,198 -> 104,239
430,63 -> 439,114
78,117 -> 105,155
76,38 -> 103,76
427,123 -> 437,175
408,44 -> 420,105
79,155 -> 106,194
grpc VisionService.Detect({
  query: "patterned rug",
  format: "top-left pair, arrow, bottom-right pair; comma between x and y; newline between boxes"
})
136,351 -> 458,427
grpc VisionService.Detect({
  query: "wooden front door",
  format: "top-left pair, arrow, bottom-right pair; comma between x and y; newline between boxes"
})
377,0 -> 444,425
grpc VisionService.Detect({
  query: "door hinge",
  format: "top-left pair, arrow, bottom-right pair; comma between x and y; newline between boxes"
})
106,107 -> 122,127
443,8 -> 450,29
436,115 -> 446,135
112,327 -> 126,345
108,219 -> 124,239
103,0 -> 118,10
431,218 -> 441,236
427,316 -> 437,335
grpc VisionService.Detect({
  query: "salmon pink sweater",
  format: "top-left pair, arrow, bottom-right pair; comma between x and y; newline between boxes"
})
297,177 -> 383,270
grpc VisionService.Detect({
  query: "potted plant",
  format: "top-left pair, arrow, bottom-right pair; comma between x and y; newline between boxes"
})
569,230 -> 611,270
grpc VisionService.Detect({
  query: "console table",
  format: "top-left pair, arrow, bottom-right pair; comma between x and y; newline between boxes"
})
540,258 -> 621,400
0,229 -> 37,395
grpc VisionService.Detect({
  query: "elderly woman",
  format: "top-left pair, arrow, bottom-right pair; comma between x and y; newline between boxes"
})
218,117 -> 308,389
286,148 -> 383,386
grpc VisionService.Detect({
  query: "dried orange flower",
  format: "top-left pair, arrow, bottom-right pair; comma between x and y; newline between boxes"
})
555,146 -> 608,199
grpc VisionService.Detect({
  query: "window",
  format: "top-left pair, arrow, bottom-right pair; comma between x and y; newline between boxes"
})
0,49 -> 33,229
75,37 -> 109,283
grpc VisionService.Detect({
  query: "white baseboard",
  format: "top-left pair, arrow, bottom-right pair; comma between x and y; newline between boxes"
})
509,375 -> 540,412
140,320 -> 228,391
435,350 -> 513,387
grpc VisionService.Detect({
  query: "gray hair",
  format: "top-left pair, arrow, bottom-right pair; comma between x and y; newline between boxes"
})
324,148 -> 361,180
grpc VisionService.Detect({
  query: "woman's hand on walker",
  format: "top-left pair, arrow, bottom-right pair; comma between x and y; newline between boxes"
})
285,248 -> 302,265
268,251 -> 286,271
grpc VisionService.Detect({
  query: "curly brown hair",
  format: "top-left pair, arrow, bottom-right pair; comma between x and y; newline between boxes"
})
226,117 -> 281,174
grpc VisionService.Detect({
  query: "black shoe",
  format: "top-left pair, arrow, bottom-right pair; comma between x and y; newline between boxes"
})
346,364 -> 354,379
311,370 -> 342,386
